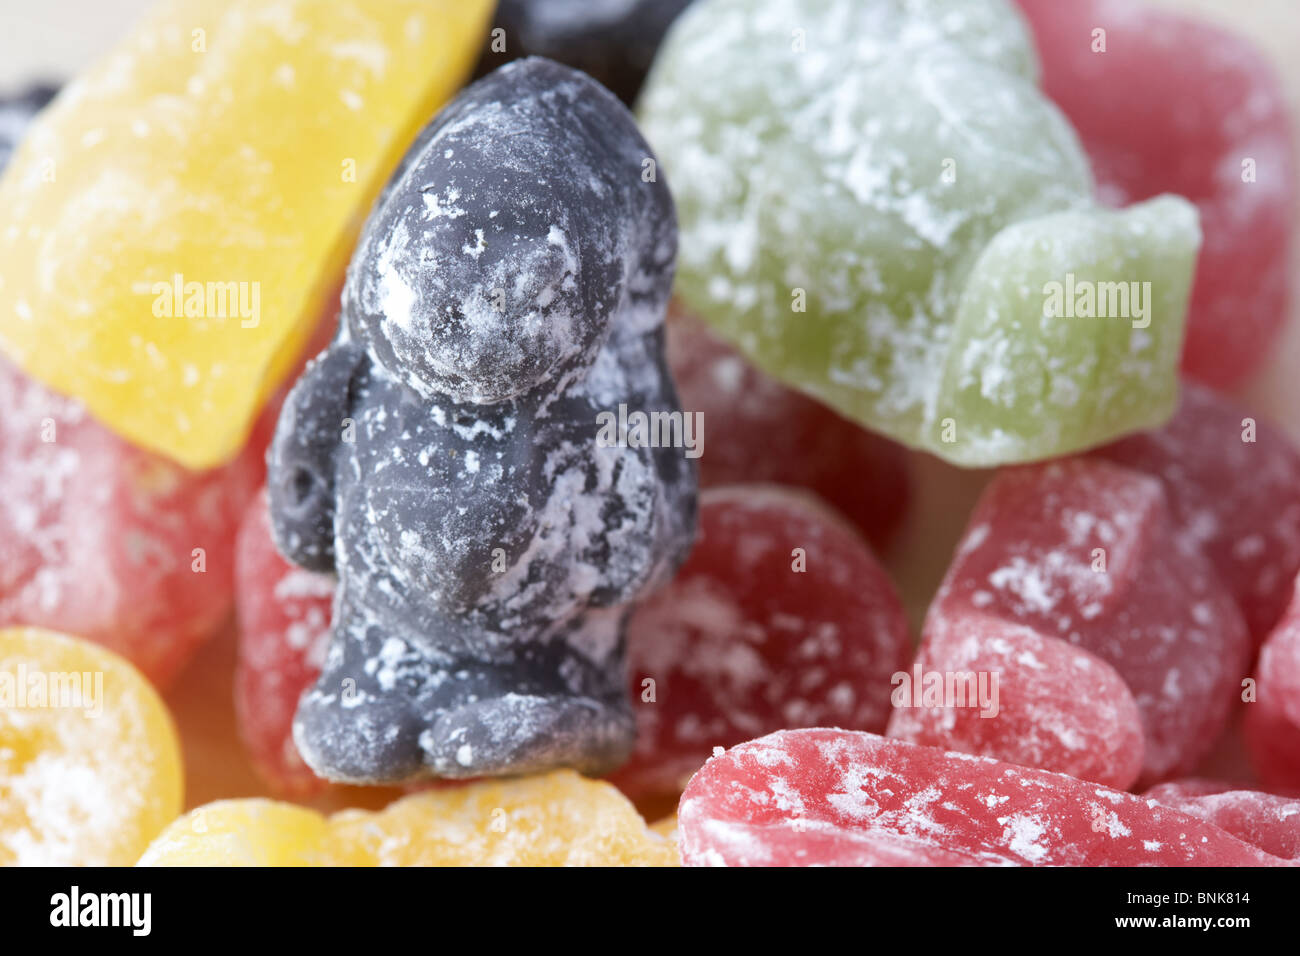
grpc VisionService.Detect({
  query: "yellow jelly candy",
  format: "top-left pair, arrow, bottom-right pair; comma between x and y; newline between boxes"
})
326,772 -> 680,867
0,0 -> 494,469
0,627 -> 183,865
136,800 -> 328,866
140,771 -> 679,866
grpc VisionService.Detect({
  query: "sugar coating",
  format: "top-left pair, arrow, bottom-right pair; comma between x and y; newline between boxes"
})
1144,779 -> 1300,861
610,485 -> 909,805
0,628 -> 182,866
234,490 -> 334,796
1183,0 -> 1300,446
900,460 -> 1249,787
639,0 -> 1201,465
1018,0 -> 1297,390
0,355 -> 260,686
678,729 -> 1289,866
326,770 -> 678,866
0,0 -> 495,469
1095,383 -> 1300,645
0,78 -> 258,687
139,771 -> 678,866
268,59 -> 697,784
666,308 -> 911,551
888,611 -> 1145,790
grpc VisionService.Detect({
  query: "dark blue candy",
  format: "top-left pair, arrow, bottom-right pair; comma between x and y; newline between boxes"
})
268,60 -> 696,783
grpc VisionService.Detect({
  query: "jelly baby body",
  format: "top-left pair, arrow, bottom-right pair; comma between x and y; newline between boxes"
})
268,60 -> 696,784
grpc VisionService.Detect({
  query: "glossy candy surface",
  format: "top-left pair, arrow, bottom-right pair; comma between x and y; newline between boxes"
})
639,0 -> 1200,465
0,628 -> 182,865
0,0 -> 494,469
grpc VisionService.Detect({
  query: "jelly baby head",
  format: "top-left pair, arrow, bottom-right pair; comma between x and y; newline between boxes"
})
343,58 -> 673,405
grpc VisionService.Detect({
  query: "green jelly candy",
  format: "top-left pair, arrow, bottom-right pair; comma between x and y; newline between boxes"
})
638,0 -> 1200,466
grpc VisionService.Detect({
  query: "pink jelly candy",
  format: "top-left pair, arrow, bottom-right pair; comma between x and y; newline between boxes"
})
1244,577 -> 1300,791
666,309 -> 910,551
887,610 -> 1144,790
234,487 -> 334,795
610,486 -> 909,806
1095,382 -> 1300,645
678,729 -> 1288,866
0,356 -> 261,685
1016,0 -> 1297,389
1144,779 -> 1300,860
890,459 -> 1249,787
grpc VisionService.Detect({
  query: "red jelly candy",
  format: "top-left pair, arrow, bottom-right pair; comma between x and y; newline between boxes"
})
887,611 -> 1144,789
1095,383 -> 1300,645
1244,578 -> 1300,791
666,309 -> 910,551
234,488 -> 334,795
1144,779 -> 1300,860
892,460 -> 1249,787
678,729 -> 1287,866
0,357 -> 261,686
610,486 -> 909,807
1016,0 -> 1297,389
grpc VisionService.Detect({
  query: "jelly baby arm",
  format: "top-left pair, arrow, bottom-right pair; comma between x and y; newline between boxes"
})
267,340 -> 366,573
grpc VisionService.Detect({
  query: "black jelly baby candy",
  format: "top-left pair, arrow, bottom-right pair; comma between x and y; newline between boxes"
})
0,83 -> 58,173
267,58 -> 697,784
475,0 -> 696,105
